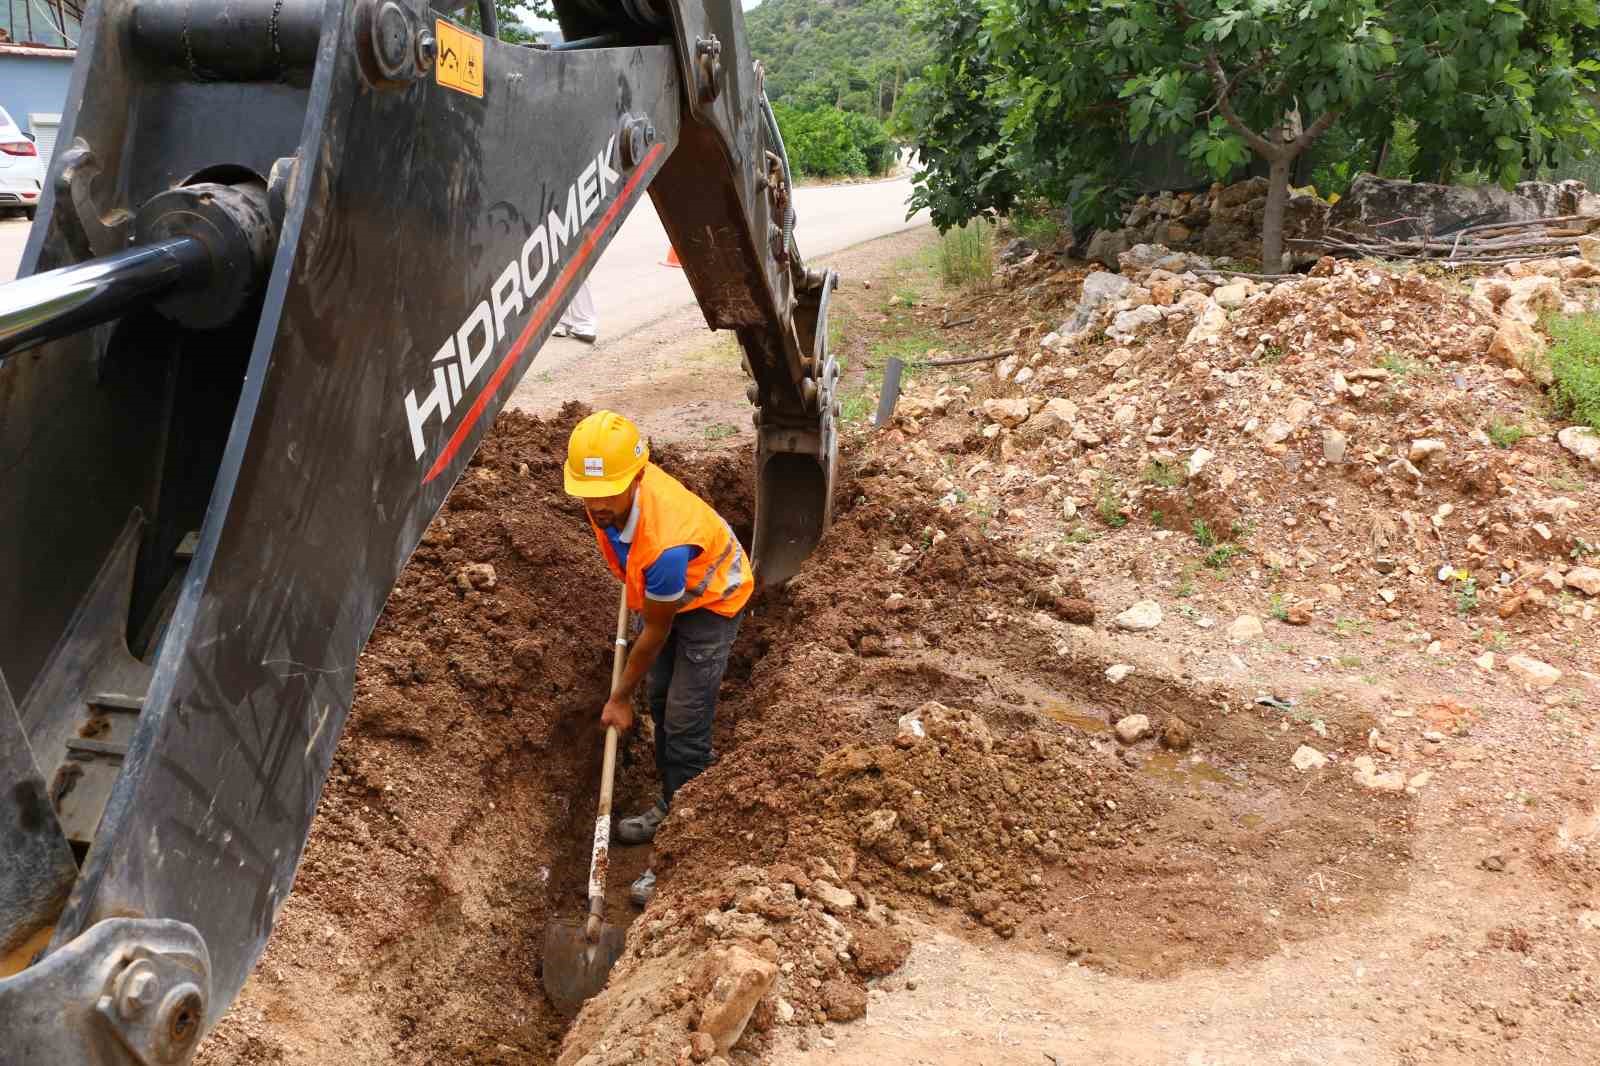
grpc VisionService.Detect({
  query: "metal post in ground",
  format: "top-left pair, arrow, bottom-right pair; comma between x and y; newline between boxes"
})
873,356 -> 904,429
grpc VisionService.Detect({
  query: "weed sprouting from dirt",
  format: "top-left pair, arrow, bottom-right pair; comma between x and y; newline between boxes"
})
1546,313 -> 1600,432
939,220 -> 995,288
1096,478 -> 1128,528
1488,418 -> 1528,449
1193,519 -> 1217,548
1142,459 -> 1183,487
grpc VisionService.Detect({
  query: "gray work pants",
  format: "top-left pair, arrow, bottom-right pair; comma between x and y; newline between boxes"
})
645,606 -> 741,808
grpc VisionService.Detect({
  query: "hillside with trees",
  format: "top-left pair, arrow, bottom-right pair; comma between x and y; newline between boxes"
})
746,0 -> 927,177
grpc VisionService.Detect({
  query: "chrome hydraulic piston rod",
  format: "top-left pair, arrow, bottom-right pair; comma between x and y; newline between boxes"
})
0,237 -> 210,360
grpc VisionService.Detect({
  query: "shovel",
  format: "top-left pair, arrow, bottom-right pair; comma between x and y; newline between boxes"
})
542,585 -> 631,1017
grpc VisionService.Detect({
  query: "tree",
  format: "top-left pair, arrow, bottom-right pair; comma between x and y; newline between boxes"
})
461,0 -> 552,43
898,0 -> 1020,230
907,0 -> 1600,272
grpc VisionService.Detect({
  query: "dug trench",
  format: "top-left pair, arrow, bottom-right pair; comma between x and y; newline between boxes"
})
198,404 -> 1415,1065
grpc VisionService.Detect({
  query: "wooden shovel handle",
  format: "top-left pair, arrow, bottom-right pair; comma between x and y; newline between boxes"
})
585,585 -> 629,940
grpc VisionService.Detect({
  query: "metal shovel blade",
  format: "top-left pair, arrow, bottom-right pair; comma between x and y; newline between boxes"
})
542,917 -> 626,1017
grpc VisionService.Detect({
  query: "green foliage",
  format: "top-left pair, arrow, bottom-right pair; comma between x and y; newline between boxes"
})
772,103 -> 892,177
1546,313 -> 1600,433
1096,478 -> 1127,528
938,221 -> 995,287
1454,575 -> 1480,615
1488,419 -> 1528,449
903,0 -> 1600,250
899,0 -> 1021,229
1204,544 -> 1243,571
1192,519 -> 1217,549
1269,593 -> 1289,622
460,0 -> 550,42
1141,459 -> 1182,487
746,0 -> 930,122
1010,200 -> 1064,245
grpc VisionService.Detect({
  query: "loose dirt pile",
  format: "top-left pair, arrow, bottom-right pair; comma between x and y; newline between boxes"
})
893,244 -> 1600,686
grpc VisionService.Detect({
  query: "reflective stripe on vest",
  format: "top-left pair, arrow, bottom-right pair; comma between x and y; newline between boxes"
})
589,463 -> 752,618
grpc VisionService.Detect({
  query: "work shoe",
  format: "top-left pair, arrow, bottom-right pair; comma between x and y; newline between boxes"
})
630,868 -> 656,907
616,801 -> 666,845
570,331 -> 597,345
551,324 -> 570,337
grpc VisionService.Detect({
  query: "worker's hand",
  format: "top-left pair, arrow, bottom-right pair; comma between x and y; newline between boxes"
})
600,695 -> 635,733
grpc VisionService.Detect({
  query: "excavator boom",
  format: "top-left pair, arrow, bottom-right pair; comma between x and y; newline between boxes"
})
0,1 -> 837,1060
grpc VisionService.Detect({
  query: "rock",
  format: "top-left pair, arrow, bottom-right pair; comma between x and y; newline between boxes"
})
851,927 -> 912,977
895,712 -> 926,747
690,1032 -> 717,1063
697,947 -> 780,1054
982,398 -> 1030,428
456,562 -> 497,591
1213,281 -> 1251,309
1406,770 -> 1434,794
1558,426 -> 1600,467
810,880 -> 858,914
1187,448 -> 1214,477
1105,663 -> 1133,684
1566,566 -> 1600,596
1291,745 -> 1328,771
1480,854 -> 1507,873
1487,319 -> 1550,383
1499,275 -> 1566,326
1474,652 -> 1497,672
1408,439 -> 1447,464
920,701 -> 995,752
1110,304 -> 1164,340
1114,714 -> 1152,744
1111,403 -> 1138,427
999,238 -> 1036,265
1085,229 -> 1133,270
1506,654 -> 1562,690
1351,755 -> 1406,793
1329,175 -> 1600,243
1284,604 -> 1312,626
1321,429 -> 1348,464
775,998 -> 795,1025
1113,600 -> 1164,631
1228,614 -> 1264,643
820,979 -> 867,1022
1117,243 -> 1171,274
1581,235 -> 1600,264
1160,716 -> 1193,751
858,808 -> 899,847
1065,270 -> 1132,332
1184,299 -> 1228,346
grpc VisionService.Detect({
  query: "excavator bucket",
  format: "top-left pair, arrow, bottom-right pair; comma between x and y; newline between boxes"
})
0,0 -> 836,1058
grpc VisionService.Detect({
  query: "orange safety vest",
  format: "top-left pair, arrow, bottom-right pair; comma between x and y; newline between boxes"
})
589,463 -> 752,618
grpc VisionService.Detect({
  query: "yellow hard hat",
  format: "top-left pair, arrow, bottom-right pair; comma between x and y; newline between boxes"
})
564,410 -> 649,497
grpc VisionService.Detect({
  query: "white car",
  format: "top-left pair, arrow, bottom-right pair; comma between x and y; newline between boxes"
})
0,105 -> 42,219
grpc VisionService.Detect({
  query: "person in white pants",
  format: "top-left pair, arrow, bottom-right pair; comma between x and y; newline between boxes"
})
553,279 -> 598,343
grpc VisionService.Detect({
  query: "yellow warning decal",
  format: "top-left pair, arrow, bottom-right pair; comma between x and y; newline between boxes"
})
435,19 -> 485,98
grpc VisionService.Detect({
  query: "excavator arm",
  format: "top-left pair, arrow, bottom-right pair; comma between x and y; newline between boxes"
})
0,0 -> 837,1059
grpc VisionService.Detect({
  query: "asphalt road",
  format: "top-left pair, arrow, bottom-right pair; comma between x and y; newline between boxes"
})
0,174 -> 926,353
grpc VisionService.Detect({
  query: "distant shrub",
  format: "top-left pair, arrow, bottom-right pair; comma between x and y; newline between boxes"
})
773,103 -> 894,178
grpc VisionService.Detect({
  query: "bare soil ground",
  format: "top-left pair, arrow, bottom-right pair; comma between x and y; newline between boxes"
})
198,226 -> 1599,1066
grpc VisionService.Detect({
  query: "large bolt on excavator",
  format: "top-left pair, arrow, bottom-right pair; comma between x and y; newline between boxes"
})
0,0 -> 838,1059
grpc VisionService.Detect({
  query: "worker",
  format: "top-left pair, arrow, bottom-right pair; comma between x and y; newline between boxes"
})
552,279 -> 598,344
563,410 -> 752,905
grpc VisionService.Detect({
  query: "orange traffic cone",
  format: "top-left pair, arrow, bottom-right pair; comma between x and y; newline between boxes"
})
660,243 -> 682,268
